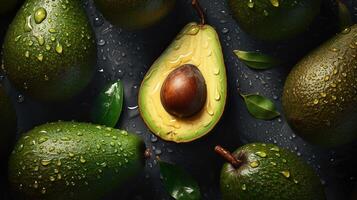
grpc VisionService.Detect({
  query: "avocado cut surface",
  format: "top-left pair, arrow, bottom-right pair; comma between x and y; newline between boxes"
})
139,22 -> 227,143
3,0 -> 96,102
283,25 -> 357,147
8,121 -> 145,200
220,143 -> 325,200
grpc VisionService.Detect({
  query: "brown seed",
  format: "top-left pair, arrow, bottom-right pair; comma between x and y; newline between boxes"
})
160,64 -> 207,118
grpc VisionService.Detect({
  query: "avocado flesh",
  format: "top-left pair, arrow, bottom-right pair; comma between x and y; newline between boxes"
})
228,0 -> 321,41
93,0 -> 175,30
8,122 -> 145,200
220,143 -> 325,200
283,25 -> 357,147
3,0 -> 96,102
139,22 -> 227,143
0,85 -> 16,158
0,0 -> 18,15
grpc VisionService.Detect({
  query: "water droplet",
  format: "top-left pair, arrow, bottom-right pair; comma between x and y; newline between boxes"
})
249,160 -> 260,168
313,99 -> 319,105
247,0 -> 254,8
241,184 -> 246,191
255,151 -> 267,158
34,7 -> 47,24
33,181 -> 39,189
80,156 -> 86,163
56,42 -> 63,54
25,15 -> 33,32
37,35 -> 45,46
281,170 -> 290,178
37,54 -> 44,62
41,159 -> 51,166
270,0 -> 279,7
270,147 -> 280,152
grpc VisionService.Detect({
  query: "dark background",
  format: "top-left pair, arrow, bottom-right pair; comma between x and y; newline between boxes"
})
1,0 -> 357,199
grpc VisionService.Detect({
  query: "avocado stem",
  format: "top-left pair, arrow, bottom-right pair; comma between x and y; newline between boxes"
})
192,0 -> 205,25
215,146 -> 242,168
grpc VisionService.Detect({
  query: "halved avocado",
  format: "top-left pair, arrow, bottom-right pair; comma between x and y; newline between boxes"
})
139,22 -> 227,143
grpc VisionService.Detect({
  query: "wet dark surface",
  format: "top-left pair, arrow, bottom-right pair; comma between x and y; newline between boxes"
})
1,0 -> 357,199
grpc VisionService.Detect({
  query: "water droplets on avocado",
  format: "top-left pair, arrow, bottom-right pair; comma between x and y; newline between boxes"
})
56,42 -> 63,54
270,0 -> 280,7
255,151 -> 267,158
33,180 -> 39,189
247,0 -> 254,8
41,159 -> 51,166
241,184 -> 247,191
36,35 -> 45,46
80,156 -> 86,163
34,7 -> 47,24
37,54 -> 44,62
24,15 -> 33,32
249,160 -> 260,168
186,25 -> 199,35
280,170 -> 290,178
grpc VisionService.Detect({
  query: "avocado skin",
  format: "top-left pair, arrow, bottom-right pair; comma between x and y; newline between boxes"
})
93,0 -> 175,29
3,0 -> 96,102
228,0 -> 321,41
8,122 -> 145,200
0,0 -> 18,14
220,143 -> 325,200
283,25 -> 357,147
0,85 -> 16,158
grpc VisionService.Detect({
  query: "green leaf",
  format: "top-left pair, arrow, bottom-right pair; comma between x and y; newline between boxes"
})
337,0 -> 352,31
91,80 -> 124,127
234,50 -> 281,70
159,161 -> 201,200
241,93 -> 280,120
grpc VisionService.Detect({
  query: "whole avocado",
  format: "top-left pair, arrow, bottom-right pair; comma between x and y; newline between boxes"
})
0,0 -> 18,15
0,84 -> 16,158
8,122 -> 145,200
3,0 -> 96,102
283,25 -> 357,147
93,0 -> 175,29
228,0 -> 321,41
219,143 -> 325,200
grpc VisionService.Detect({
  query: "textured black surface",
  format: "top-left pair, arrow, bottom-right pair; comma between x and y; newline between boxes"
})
1,0 -> 357,199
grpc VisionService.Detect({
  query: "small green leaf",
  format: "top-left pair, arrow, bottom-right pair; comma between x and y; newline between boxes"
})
234,50 -> 281,70
336,0 -> 352,31
91,80 -> 124,127
159,161 -> 201,200
241,93 -> 280,120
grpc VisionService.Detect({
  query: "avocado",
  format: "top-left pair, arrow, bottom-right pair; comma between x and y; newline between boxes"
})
2,0 -> 96,102
8,122 -> 145,199
228,0 -> 321,41
0,84 -> 16,158
93,0 -> 175,30
283,25 -> 357,147
0,0 -> 18,15
216,144 -> 325,200
139,22 -> 227,143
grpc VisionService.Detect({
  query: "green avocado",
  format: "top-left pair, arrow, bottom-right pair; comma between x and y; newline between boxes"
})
283,25 -> 357,147
228,0 -> 321,41
93,0 -> 175,30
0,0 -> 18,15
219,143 -> 325,200
139,22 -> 227,143
0,84 -> 16,158
8,122 -> 145,200
2,0 -> 96,102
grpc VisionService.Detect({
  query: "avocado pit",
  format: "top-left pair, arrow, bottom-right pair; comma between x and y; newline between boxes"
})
160,64 -> 207,118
